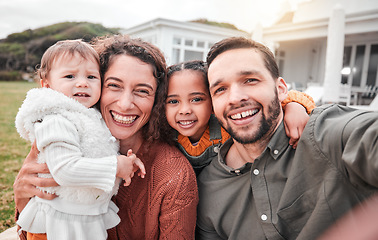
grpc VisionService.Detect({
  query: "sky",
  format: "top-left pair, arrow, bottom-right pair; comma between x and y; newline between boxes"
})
0,0 -> 310,39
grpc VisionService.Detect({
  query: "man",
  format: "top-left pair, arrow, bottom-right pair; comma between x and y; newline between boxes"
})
196,37 -> 378,240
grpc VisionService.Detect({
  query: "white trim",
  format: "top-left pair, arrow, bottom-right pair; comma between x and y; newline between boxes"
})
123,18 -> 249,37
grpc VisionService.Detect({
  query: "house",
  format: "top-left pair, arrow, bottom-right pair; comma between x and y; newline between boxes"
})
121,2 -> 378,109
121,18 -> 250,66
260,0 -> 378,107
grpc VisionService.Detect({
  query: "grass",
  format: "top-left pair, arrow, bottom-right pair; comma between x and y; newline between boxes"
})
0,81 -> 39,233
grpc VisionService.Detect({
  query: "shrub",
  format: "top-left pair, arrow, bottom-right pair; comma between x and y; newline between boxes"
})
0,71 -> 22,81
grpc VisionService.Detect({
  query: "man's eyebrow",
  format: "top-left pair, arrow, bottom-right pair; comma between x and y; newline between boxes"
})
209,79 -> 223,90
209,70 -> 261,89
239,70 -> 260,76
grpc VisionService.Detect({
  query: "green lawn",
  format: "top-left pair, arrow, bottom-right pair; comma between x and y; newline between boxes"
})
0,81 -> 39,232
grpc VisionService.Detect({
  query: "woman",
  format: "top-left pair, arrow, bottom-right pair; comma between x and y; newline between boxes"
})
13,35 -> 198,239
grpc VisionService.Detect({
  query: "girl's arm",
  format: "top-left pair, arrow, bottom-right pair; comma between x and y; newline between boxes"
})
282,90 -> 316,148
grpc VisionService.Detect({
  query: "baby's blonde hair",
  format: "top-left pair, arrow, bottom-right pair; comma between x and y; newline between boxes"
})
37,39 -> 100,80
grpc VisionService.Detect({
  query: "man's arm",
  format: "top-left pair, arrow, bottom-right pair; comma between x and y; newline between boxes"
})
310,105 -> 378,188
341,110 -> 378,187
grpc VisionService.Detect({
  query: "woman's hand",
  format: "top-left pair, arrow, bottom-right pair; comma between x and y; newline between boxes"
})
283,102 -> 310,149
13,141 -> 59,212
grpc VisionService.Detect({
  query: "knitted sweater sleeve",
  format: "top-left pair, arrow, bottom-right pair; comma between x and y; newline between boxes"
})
281,90 -> 316,114
35,114 -> 117,192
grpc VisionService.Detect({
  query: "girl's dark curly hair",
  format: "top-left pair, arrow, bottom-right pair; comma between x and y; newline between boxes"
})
92,35 -> 170,143
167,60 -> 208,88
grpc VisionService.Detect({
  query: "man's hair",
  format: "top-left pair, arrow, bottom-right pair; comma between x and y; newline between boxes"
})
206,37 -> 280,79
37,39 -> 100,80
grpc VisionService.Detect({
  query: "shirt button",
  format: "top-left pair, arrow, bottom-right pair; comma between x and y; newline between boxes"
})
253,169 -> 259,175
214,146 -> 219,153
261,214 -> 268,221
273,149 -> 279,155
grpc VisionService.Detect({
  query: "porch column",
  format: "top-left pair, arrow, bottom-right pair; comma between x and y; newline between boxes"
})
323,4 -> 345,103
253,23 -> 278,58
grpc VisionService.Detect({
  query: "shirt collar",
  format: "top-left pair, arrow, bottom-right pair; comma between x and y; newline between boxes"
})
217,139 -> 252,175
266,121 -> 290,160
217,121 -> 290,174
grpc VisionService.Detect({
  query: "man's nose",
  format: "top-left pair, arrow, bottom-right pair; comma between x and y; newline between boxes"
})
228,85 -> 248,104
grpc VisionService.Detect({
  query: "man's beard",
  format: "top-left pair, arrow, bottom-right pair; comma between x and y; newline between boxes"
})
221,90 -> 281,144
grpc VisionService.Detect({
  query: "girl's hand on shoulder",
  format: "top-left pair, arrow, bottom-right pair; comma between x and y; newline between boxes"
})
283,102 -> 310,149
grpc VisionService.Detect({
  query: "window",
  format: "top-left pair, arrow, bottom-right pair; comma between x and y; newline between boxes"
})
172,49 -> 180,65
341,43 -> 378,88
197,41 -> 205,48
341,46 -> 352,84
185,39 -> 193,46
171,37 -> 210,64
184,50 -> 203,62
173,37 -> 181,45
352,45 -> 365,87
367,44 -> 378,86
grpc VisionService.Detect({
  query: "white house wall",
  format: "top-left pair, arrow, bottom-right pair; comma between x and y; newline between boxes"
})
122,18 -> 249,66
278,39 -> 326,87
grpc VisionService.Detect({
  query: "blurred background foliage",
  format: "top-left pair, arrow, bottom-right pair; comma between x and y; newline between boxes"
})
0,22 -> 120,80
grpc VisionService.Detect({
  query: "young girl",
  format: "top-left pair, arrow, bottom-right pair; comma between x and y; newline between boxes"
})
165,60 -> 315,176
15,39 -> 146,240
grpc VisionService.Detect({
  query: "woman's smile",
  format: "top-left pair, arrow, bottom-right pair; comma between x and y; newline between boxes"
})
111,110 -> 138,125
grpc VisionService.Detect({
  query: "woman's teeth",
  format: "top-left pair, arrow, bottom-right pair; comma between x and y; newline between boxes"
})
111,112 -> 137,124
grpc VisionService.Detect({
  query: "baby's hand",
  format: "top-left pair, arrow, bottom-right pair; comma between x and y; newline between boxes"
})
126,149 -> 146,179
116,149 -> 146,186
